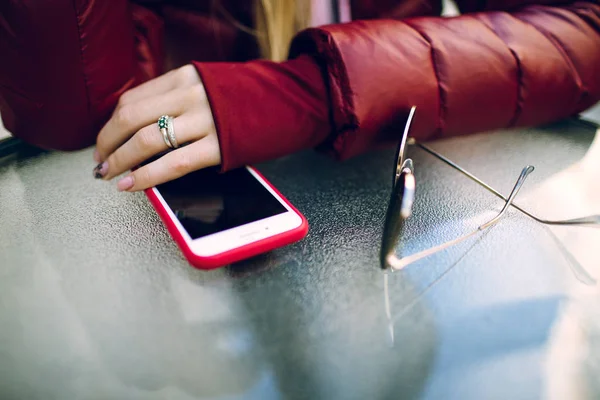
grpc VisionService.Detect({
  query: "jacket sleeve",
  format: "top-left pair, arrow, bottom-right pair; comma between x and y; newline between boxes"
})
288,1 -> 600,160
193,55 -> 332,171
0,1 -> 162,151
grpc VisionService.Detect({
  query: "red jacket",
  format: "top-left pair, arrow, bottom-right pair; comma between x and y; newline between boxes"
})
1,0 -> 599,171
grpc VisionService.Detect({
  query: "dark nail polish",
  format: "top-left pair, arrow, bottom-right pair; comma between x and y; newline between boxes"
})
93,162 -> 108,179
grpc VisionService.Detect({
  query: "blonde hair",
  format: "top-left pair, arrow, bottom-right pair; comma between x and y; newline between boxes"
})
254,0 -> 312,61
216,0 -> 311,61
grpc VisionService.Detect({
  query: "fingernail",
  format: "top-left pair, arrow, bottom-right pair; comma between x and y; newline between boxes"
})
117,176 -> 134,191
93,150 -> 101,163
93,162 -> 108,179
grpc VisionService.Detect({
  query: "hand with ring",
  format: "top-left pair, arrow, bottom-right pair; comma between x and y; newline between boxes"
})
93,65 -> 221,192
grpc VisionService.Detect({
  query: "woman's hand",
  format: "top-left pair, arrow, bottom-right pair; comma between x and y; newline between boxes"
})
93,65 -> 221,192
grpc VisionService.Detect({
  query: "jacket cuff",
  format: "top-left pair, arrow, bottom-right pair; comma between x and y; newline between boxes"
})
193,55 -> 332,171
289,25 -> 439,161
289,28 -> 358,160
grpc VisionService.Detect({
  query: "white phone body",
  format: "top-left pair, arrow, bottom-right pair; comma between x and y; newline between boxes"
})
147,166 -> 306,266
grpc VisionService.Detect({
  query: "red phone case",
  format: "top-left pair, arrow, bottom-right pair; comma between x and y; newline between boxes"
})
145,166 -> 309,270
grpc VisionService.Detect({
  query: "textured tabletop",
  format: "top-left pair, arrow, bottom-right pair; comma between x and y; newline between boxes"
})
1,119 -> 599,400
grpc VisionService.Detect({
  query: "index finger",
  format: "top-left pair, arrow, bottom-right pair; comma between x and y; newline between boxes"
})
116,134 -> 221,192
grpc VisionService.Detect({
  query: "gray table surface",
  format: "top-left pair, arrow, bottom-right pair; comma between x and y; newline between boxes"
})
1,119 -> 599,400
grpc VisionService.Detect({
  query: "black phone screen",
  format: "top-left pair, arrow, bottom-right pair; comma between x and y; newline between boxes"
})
156,167 -> 288,240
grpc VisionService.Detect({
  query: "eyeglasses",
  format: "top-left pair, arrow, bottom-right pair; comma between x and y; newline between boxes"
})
380,106 -> 600,281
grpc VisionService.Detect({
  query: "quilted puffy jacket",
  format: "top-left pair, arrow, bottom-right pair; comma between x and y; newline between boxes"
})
0,0 -> 599,170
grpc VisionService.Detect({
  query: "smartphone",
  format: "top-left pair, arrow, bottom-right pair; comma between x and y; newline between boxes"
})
145,166 -> 308,269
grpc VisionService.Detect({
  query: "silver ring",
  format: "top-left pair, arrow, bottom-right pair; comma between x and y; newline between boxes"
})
160,127 -> 173,149
158,115 -> 174,149
166,116 -> 179,149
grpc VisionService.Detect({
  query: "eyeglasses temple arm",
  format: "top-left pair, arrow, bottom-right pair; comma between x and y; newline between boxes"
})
415,142 -> 600,226
479,166 -> 534,229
